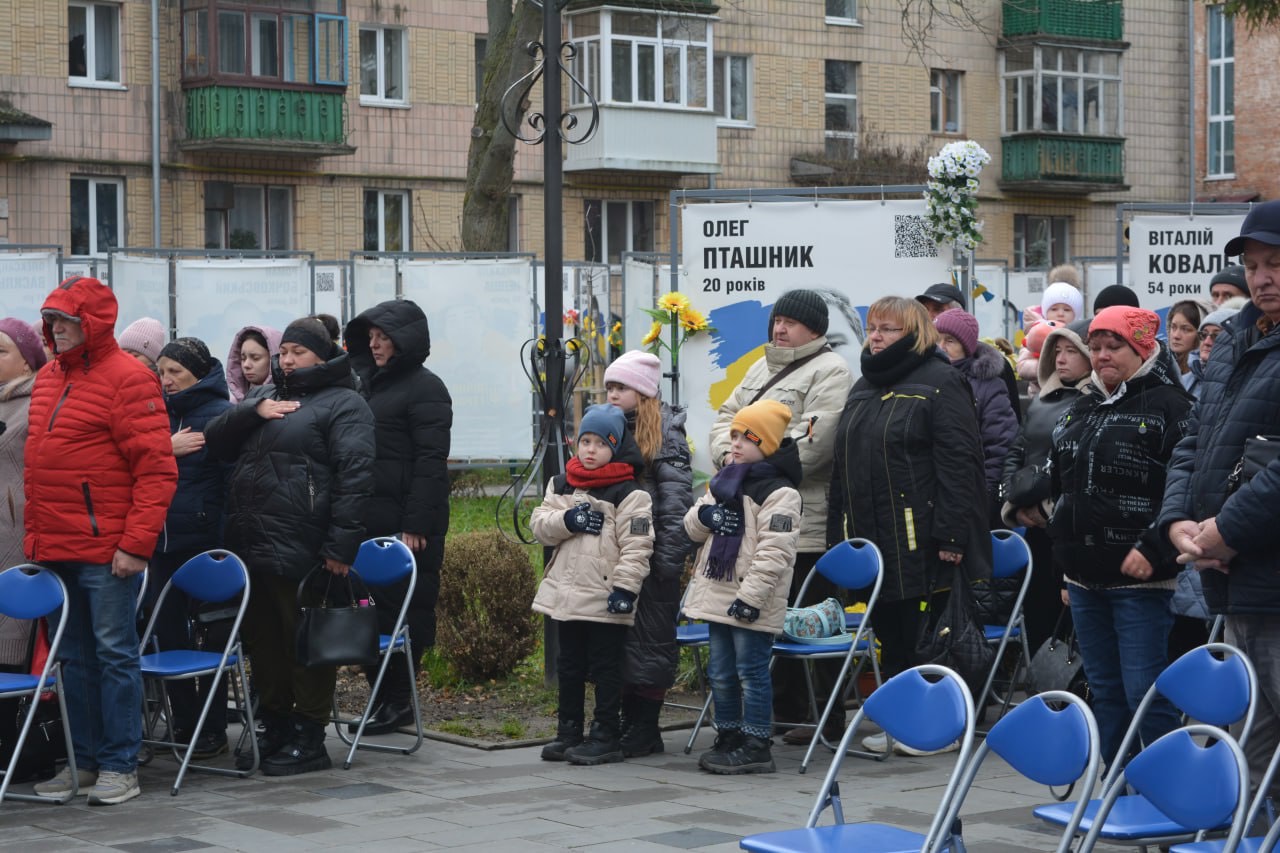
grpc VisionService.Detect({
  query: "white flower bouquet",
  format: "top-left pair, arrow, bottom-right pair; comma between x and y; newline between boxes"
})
924,140 -> 991,254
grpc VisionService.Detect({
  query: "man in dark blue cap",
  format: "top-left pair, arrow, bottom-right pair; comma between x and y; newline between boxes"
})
1160,198 -> 1280,803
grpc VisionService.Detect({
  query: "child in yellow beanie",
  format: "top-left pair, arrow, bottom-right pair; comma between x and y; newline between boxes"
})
682,399 -> 802,774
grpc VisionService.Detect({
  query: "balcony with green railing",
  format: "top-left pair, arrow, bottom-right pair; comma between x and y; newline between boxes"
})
1000,134 -> 1126,193
182,85 -> 355,157
1002,0 -> 1123,41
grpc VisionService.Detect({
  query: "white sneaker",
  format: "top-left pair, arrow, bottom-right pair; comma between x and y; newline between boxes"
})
87,770 -> 140,806
894,738 -> 960,757
33,767 -> 96,799
860,731 -> 890,753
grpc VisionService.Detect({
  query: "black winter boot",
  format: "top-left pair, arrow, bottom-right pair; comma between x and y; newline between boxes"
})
236,709 -> 290,771
699,734 -> 775,775
620,697 -> 665,757
541,718 -> 584,762
564,721 -> 624,766
261,717 -> 333,776
696,727 -> 745,770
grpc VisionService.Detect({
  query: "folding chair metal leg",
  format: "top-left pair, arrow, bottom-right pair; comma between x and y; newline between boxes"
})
0,667 -> 79,805
337,630 -> 423,768
684,689 -> 715,754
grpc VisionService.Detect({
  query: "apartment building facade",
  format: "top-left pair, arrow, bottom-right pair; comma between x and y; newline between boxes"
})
0,0 -> 1191,289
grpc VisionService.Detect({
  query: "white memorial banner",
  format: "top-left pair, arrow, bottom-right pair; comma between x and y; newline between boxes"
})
312,263 -> 346,324
679,199 -> 952,475
401,258 -> 535,460
111,255 -> 171,336
352,259 -> 398,315
174,258 -> 311,365
1129,215 -> 1245,314
0,253 -> 59,323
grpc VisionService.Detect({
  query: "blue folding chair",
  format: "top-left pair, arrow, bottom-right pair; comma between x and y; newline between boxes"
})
772,538 -> 884,774
1170,736 -> 1280,853
1078,725 -> 1250,853
332,537 -> 423,769
675,588 -> 713,754
740,664 -> 976,853
0,565 -> 76,805
937,691 -> 1101,853
973,529 -> 1034,723
139,549 -> 255,795
1035,642 -> 1258,849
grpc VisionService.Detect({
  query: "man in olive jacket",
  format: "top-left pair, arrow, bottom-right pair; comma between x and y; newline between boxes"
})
708,289 -> 852,736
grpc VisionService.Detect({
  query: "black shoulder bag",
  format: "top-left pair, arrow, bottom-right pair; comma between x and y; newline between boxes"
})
295,566 -> 380,668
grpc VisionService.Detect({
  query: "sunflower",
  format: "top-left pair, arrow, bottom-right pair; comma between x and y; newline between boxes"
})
657,292 -> 690,315
679,307 -> 709,332
641,321 -> 664,346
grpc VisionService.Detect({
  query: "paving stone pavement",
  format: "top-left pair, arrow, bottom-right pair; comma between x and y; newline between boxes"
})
0,720 -> 1072,851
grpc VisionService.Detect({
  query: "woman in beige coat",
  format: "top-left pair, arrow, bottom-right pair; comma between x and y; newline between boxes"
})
532,404 -> 653,766
684,400 -> 802,776
0,319 -> 47,667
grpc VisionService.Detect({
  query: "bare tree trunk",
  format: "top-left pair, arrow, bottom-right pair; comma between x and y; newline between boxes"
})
462,0 -> 543,252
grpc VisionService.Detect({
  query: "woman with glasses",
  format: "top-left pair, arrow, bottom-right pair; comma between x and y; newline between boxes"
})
827,297 -> 990,753
1165,300 -> 1211,398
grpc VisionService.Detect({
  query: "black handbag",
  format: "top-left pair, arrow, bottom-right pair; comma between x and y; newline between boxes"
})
1227,435 -> 1280,494
915,564 -> 995,696
294,567 -> 379,668
1028,606 -> 1089,701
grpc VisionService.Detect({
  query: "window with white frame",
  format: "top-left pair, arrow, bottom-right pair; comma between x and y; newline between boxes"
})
69,2 -> 121,84
825,0 -> 857,23
931,69 -> 963,133
1013,214 -> 1070,270
359,26 -> 406,104
825,60 -> 857,156
714,54 -> 751,125
475,36 -> 487,101
364,190 -> 409,252
567,10 -> 711,110
1207,6 -> 1234,177
584,200 -> 654,266
70,177 -> 123,257
1002,45 -> 1122,135
203,184 -> 292,251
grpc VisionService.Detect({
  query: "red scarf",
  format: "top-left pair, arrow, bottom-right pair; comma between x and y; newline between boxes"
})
565,457 -> 635,489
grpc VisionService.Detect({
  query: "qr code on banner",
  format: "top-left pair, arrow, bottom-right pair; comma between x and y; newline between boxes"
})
315,271 -> 336,292
894,215 -> 938,259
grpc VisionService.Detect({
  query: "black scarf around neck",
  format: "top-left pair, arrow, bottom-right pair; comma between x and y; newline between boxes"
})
859,333 -> 929,387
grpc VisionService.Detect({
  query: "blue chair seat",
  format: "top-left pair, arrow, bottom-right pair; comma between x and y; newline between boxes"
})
983,624 -> 1021,641
677,623 -> 709,645
741,823 -> 927,853
0,673 -> 49,694
379,633 -> 405,652
1035,796 -> 1197,840
844,612 -> 864,629
772,637 -> 871,656
141,650 -> 240,678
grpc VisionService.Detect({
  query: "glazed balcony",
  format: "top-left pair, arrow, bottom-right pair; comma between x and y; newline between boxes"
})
1000,134 -> 1126,194
181,85 -> 355,157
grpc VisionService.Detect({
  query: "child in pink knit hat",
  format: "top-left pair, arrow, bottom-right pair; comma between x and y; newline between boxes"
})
601,349 -> 692,757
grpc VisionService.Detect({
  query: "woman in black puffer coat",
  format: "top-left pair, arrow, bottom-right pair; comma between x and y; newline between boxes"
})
828,297 -> 991,682
1000,319 -> 1092,649
149,339 -> 233,757
205,318 -> 374,777
603,351 -> 693,757
342,300 -> 453,735
1048,306 -> 1194,764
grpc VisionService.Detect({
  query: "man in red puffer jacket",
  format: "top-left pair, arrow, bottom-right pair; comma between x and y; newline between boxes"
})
24,276 -> 177,806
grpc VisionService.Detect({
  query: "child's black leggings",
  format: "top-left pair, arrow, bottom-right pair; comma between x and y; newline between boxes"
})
556,619 -> 628,733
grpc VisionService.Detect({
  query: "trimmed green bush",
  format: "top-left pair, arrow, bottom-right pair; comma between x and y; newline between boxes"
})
438,531 -> 538,682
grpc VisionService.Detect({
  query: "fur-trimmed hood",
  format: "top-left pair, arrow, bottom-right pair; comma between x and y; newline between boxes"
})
954,341 -> 1008,382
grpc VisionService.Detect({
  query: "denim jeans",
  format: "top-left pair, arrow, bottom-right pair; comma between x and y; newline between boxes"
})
1069,584 -> 1180,765
707,622 -> 775,739
52,562 -> 144,774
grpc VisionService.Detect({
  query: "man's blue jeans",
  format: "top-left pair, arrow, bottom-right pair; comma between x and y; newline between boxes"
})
707,622 -> 774,739
52,562 -> 143,773
1069,584 -> 1180,765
